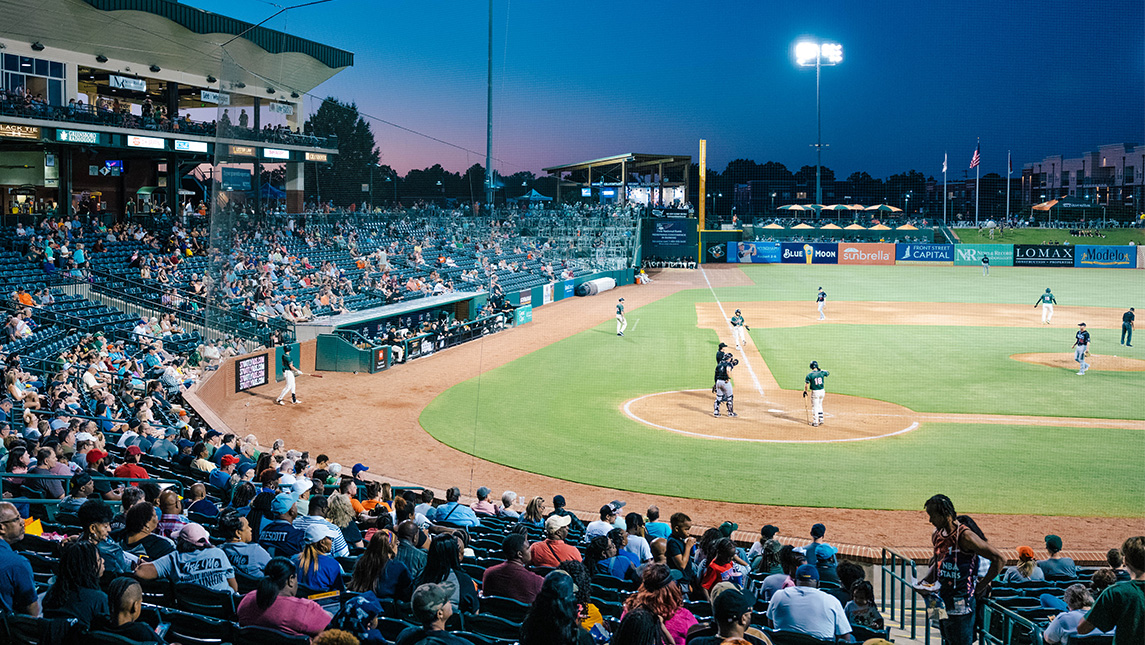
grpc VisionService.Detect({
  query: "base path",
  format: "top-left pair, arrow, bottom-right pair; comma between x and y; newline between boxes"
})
200,266 -> 1141,551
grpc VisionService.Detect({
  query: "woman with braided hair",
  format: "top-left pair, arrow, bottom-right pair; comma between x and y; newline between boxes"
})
42,540 -> 108,628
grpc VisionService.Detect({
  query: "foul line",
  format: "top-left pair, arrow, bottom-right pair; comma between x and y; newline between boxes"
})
699,266 -> 765,398
622,390 -> 921,444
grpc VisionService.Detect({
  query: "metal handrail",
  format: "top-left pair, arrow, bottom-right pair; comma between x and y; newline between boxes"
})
1,472 -> 184,497
980,598 -> 1046,645
880,547 -> 932,645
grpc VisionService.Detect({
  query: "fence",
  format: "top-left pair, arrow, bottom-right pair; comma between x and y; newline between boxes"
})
880,547 -> 937,645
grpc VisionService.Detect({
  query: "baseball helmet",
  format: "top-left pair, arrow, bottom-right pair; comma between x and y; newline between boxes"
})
1045,288 -> 1051,293
809,360 -> 819,370
619,297 -> 625,302
735,309 -> 741,314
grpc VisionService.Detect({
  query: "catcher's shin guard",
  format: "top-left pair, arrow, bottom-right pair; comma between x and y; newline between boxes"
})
725,395 -> 734,414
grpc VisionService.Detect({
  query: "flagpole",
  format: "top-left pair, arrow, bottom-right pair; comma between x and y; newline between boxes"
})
943,152 -> 948,226
975,161 -> 980,227
1005,150 -> 1012,224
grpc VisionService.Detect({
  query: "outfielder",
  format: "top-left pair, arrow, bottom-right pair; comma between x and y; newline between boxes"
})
1122,307 -> 1134,347
713,355 -> 737,417
730,309 -> 749,349
276,351 -> 303,405
803,361 -> 830,427
1035,288 -> 1057,324
816,287 -> 827,321
1073,322 -> 1090,376
981,254 -> 990,276
616,297 -> 627,337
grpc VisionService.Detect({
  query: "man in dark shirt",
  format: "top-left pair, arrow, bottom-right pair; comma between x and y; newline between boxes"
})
257,493 -> 304,557
547,494 -> 585,532
97,578 -> 163,642
482,534 -> 544,604
689,587 -> 768,645
395,520 -> 429,581
667,512 -> 698,592
0,501 -> 39,615
1122,307 -> 1135,347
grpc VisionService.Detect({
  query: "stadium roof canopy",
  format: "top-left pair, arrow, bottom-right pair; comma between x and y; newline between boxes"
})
1,0 -> 353,94
544,153 -> 691,178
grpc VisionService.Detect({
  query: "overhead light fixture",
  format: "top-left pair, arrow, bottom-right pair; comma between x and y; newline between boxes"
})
31,42 -> 45,51
290,91 -> 299,99
149,64 -> 160,73
235,82 -> 246,89
206,75 -> 216,83
266,87 -> 275,94
95,54 -> 108,63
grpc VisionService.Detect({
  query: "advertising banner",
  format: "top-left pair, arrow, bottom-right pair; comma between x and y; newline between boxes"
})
895,243 -> 954,265
780,242 -> 838,264
374,348 -> 388,372
953,244 -> 1014,267
728,241 -> 781,263
1013,244 -> 1075,267
1074,245 -> 1137,269
563,280 -> 575,298
838,243 -> 895,265
543,283 -> 554,305
514,305 -> 533,326
650,221 -> 690,246
519,290 -> 532,306
704,241 -> 726,263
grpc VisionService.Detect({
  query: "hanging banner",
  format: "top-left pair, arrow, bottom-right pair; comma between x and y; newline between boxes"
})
895,243 -> 954,265
838,243 -> 895,265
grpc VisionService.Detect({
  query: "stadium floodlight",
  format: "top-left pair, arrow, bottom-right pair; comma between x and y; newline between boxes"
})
794,39 -> 843,212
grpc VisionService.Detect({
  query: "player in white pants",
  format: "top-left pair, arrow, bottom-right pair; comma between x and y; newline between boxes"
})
730,309 -> 748,349
816,287 -> 827,321
1036,288 -> 1057,324
803,361 -> 830,427
616,298 -> 627,336
276,352 -> 302,405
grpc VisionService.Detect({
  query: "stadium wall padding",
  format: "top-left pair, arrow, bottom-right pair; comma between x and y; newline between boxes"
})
315,334 -> 374,373
723,241 -> 1140,268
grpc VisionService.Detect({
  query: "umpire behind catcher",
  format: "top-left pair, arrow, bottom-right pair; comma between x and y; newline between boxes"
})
713,354 -> 738,417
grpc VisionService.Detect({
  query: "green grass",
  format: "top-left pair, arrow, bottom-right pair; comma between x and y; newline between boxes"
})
952,227 -> 1145,246
419,265 -> 1145,516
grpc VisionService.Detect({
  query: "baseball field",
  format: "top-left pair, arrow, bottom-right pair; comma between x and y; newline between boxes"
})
420,264 -> 1145,518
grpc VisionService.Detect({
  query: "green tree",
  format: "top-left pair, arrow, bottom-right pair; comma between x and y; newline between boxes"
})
303,97 -> 380,206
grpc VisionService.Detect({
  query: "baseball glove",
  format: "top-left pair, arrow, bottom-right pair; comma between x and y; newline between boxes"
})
1085,351 -> 1090,357
803,390 -> 808,398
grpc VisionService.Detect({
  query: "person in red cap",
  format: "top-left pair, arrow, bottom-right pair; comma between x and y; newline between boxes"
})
113,445 -> 150,482
210,454 -> 240,491
84,448 -> 123,501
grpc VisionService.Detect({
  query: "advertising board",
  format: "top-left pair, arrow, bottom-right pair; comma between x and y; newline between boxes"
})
1013,244 -> 1075,267
1074,245 -> 1137,269
838,243 -> 895,265
235,354 -> 268,392
374,348 -> 388,372
953,244 -> 1014,267
895,243 -> 954,265
728,241 -> 781,263
543,283 -> 554,305
780,242 -> 838,264
564,281 -> 575,298
514,305 -> 533,326
650,221 -> 690,246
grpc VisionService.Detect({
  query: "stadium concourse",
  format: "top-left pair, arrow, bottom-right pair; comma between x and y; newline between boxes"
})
0,209 -> 1139,645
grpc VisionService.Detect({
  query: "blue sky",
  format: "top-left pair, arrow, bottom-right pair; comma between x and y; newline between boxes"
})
184,0 -> 1143,179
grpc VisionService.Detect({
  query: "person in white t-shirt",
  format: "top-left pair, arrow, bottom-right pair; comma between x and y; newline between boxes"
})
585,504 -> 619,540
624,513 -> 653,564
136,523 -> 237,592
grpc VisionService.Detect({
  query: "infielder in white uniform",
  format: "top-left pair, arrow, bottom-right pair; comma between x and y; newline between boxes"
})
616,298 -> 627,336
276,351 -> 302,405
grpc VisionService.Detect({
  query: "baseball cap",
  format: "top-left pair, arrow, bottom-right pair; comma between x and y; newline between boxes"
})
795,564 -> 820,582
86,449 -> 109,465
476,486 -> 490,499
205,430 -> 223,439
718,342 -> 727,349
293,479 -> 314,495
811,523 -> 826,538
220,454 -> 240,467
352,463 -> 369,476
304,522 -> 338,545
718,521 -> 739,538
762,524 -> 780,538
600,504 -> 618,518
713,588 -> 756,622
176,523 -> 212,547
1045,535 -> 1063,551
71,471 -> 93,490
177,439 -> 194,450
1017,545 -> 1036,561
126,445 -> 143,456
545,514 -> 572,533
1078,322 -> 1086,327
609,500 -> 626,512
412,581 -> 457,623
271,493 -> 297,515
237,463 -> 255,477
552,495 -> 566,507
164,426 -> 180,437
278,473 -> 297,487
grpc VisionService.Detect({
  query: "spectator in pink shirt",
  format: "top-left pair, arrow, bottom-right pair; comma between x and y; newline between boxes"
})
470,486 -> 499,516
236,557 -> 331,638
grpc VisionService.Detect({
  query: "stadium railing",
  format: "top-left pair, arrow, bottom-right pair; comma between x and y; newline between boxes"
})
979,599 -> 1047,645
880,547 -> 936,645
1,473 -> 185,520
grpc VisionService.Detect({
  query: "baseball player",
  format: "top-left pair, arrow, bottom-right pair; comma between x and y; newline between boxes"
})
616,297 -> 627,337
803,360 -> 830,427
1035,288 -> 1057,324
713,354 -> 737,417
1122,307 -> 1134,347
730,309 -> 749,349
981,254 -> 990,276
716,342 -> 732,365
276,350 -> 303,405
816,287 -> 827,321
1072,322 -> 1091,376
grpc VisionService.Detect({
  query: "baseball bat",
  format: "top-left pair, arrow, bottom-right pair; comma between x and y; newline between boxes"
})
308,373 -> 324,378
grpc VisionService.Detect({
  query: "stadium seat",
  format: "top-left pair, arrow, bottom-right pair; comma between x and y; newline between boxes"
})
480,595 -> 530,622
233,625 -> 310,645
84,630 -> 143,645
173,582 -> 241,620
766,629 -> 837,645
376,617 -> 417,641
461,613 -> 521,639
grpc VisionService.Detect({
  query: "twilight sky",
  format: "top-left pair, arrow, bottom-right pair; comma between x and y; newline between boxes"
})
183,0 -> 1143,180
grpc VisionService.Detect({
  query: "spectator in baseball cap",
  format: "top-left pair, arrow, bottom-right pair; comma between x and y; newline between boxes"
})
112,445 -> 149,481
258,493 -> 305,557
136,523 -> 237,592
688,587 -> 761,645
546,493 -> 584,531
59,471 -> 94,515
351,463 -> 369,479
586,504 -> 619,540
295,523 -> 344,592
400,582 -> 460,642
767,563 -> 853,642
530,515 -> 582,568
805,522 -> 841,586
470,486 -> 498,516
1038,534 -> 1078,579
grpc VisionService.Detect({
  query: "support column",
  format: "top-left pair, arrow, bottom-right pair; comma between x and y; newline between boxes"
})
286,162 -> 304,213
56,145 -> 72,219
252,98 -> 262,217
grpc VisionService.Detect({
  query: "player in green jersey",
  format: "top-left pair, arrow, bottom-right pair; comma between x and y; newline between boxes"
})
730,309 -> 749,349
1035,288 -> 1057,324
616,297 -> 627,336
803,360 -> 830,427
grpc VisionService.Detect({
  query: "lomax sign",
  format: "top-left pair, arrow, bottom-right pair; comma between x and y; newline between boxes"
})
1013,244 -> 1075,267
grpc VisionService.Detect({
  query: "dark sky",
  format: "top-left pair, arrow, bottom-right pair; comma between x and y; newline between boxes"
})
184,0 -> 1143,180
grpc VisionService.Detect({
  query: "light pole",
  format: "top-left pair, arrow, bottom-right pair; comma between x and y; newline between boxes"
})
795,40 -> 843,218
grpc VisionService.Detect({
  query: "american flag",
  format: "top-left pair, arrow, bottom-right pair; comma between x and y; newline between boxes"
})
970,143 -> 981,169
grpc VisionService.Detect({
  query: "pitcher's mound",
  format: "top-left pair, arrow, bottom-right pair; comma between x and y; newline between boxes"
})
1011,353 -> 1145,372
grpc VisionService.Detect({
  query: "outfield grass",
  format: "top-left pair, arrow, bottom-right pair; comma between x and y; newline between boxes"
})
952,227 -> 1145,246
420,265 -> 1145,516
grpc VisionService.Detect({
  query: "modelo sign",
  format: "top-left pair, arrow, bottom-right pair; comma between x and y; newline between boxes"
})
780,242 -> 838,264
838,243 -> 894,265
1014,244 -> 1075,267
1074,245 -> 1137,269
954,244 -> 1014,267
895,243 -> 953,265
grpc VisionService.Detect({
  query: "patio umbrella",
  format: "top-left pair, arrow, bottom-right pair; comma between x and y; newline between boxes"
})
777,204 -> 811,211
865,204 -> 903,213
870,224 -> 891,230
896,224 -> 918,230
844,223 -> 867,230
822,204 -> 852,211
820,223 -> 842,229
762,223 -> 785,229
792,223 -> 815,229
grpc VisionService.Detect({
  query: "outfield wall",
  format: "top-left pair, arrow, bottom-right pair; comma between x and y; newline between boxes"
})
726,242 -> 1140,269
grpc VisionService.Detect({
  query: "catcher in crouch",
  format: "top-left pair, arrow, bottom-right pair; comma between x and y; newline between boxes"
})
713,354 -> 738,417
